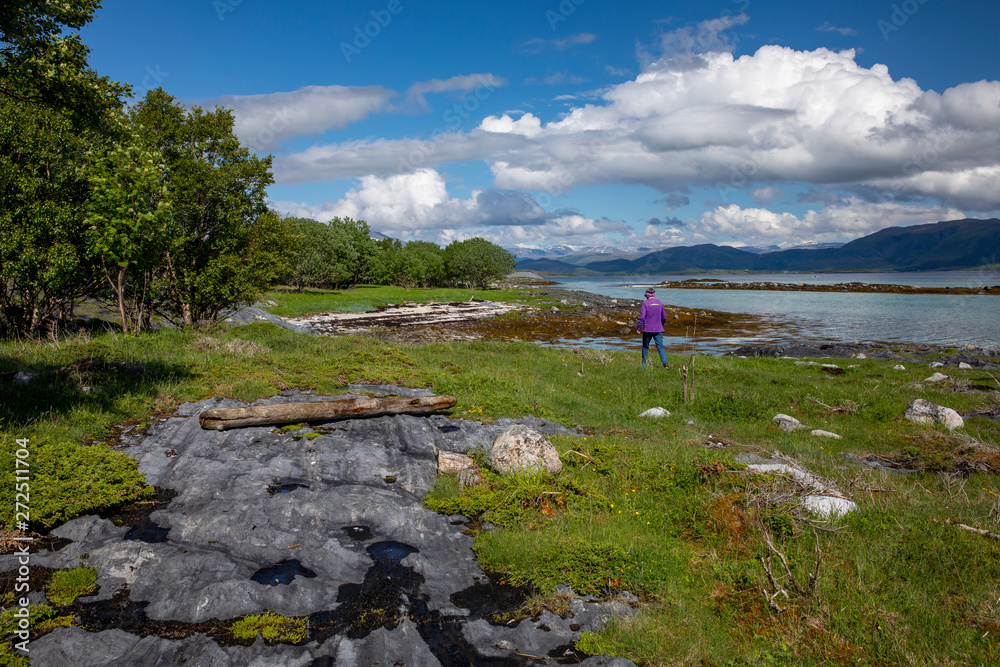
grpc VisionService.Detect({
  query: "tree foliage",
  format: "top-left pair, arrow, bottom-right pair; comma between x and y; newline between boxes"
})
130,89 -> 295,325
83,122 -> 172,333
0,77 -> 102,337
443,237 -> 516,289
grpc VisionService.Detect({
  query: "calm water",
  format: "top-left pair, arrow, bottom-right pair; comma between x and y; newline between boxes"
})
553,271 -> 1000,350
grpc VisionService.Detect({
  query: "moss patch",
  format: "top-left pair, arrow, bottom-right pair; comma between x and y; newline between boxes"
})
229,612 -> 307,644
46,567 -> 97,606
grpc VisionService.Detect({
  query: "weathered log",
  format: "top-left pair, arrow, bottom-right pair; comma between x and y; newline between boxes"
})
199,395 -> 457,430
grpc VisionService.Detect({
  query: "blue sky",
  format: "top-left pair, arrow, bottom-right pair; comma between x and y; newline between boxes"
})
81,0 -> 1000,252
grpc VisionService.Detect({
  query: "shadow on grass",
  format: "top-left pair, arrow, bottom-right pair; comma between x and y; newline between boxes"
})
0,357 -> 193,431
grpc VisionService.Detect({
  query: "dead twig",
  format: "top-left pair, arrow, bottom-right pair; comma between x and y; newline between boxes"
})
949,519 -> 1000,540
759,522 -> 822,611
563,449 -> 597,465
807,395 -> 861,414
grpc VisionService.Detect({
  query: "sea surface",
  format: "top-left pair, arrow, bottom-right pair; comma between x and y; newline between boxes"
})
552,271 -> 1000,350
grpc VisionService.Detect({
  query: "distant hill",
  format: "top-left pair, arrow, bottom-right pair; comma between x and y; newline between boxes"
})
514,258 -> 595,275
579,219 -> 1000,274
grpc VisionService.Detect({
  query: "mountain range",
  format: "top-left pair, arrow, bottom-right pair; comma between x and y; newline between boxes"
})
513,219 -> 1000,275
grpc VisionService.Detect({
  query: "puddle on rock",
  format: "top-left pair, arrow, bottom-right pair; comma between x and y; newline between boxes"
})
123,521 -> 169,543
340,525 -> 372,541
250,559 -> 318,586
267,482 -> 310,496
37,534 -> 554,663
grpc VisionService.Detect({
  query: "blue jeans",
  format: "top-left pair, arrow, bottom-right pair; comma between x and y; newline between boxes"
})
641,332 -> 668,366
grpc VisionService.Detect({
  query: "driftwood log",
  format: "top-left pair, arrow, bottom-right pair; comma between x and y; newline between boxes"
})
199,395 -> 457,430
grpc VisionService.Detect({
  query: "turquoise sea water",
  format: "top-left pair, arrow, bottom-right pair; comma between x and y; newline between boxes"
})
552,271 -> 1000,350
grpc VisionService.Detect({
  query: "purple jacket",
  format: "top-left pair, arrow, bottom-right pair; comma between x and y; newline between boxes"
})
637,297 -> 667,333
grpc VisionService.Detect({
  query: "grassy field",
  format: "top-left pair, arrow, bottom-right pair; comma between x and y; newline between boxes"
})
3,286 -> 1000,665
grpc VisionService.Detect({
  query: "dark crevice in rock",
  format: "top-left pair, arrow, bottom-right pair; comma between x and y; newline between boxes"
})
340,525 -> 372,542
123,521 -> 169,543
97,487 -> 178,527
449,576 -> 532,626
266,482 -> 310,496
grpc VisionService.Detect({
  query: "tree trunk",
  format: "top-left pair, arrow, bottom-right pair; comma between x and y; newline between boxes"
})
199,394 -> 458,430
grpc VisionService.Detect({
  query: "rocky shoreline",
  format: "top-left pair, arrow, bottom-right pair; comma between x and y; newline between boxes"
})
265,287 -> 1000,367
643,278 -> 1000,296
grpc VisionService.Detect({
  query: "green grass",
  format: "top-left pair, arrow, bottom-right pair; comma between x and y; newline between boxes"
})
1,285 -> 1000,664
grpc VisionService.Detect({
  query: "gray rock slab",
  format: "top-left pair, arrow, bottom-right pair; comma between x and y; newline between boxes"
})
6,392 -> 624,666
220,306 -> 312,335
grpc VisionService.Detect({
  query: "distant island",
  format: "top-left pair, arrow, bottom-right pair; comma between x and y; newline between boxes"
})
515,218 -> 1000,275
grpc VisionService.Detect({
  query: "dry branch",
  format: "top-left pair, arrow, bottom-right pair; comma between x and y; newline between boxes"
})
807,395 -> 860,414
949,519 -> 1000,540
200,394 -> 457,430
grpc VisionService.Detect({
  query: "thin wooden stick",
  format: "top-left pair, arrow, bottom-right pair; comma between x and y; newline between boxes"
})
949,519 -> 1000,540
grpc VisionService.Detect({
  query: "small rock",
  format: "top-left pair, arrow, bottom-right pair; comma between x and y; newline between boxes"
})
686,420 -> 694,426
924,372 -> 950,384
822,364 -> 840,370
929,362 -> 945,368
855,353 -> 867,359
810,429 -> 843,439
485,424 -> 563,475
560,299 -> 569,304
639,407 -> 670,418
959,362 -> 973,369
772,414 -> 808,432
794,361 -> 820,366
905,399 -> 964,431
550,306 -> 560,313
13,371 -> 37,384
893,365 -> 906,370
458,467 -> 483,489
802,495 -> 857,517
438,450 -> 474,474
579,657 -> 639,667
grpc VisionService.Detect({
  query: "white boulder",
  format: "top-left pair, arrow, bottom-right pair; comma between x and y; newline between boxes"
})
905,399 -> 964,431
772,414 -> 808,432
810,429 -> 843,439
959,362 -> 973,369
639,407 -> 670,418
485,424 -> 563,475
803,495 -> 858,518
929,362 -> 945,368
924,372 -> 950,384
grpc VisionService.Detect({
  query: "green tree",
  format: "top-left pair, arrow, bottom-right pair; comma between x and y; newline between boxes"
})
285,217 -> 361,290
130,89 -> 294,325
399,240 -> 446,288
83,124 -> 172,333
369,238 -> 404,286
335,217 -> 377,288
443,237 -> 515,289
0,78 -> 102,337
0,1 -> 128,337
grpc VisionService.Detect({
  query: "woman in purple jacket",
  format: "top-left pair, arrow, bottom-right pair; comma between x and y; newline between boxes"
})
636,289 -> 669,369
